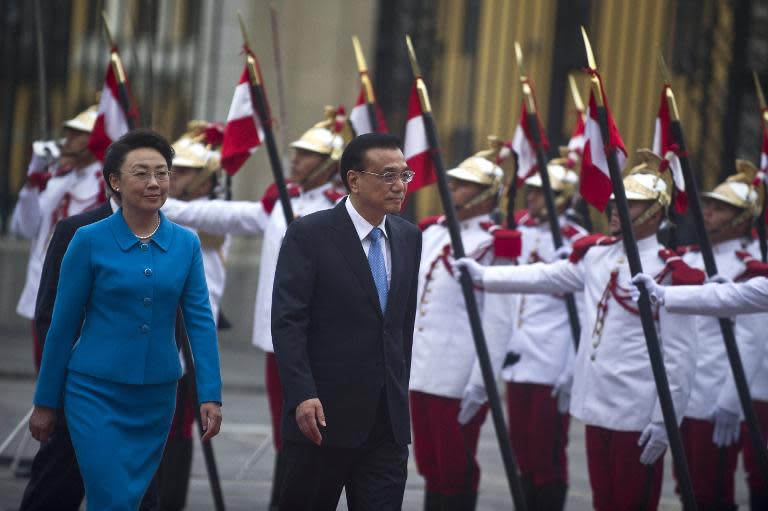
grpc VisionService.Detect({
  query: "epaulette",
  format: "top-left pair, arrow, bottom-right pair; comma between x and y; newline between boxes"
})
735,250 -> 768,281
324,188 -> 345,205
657,249 -> 706,286
514,209 -> 538,227
676,244 -> 699,256
568,234 -> 620,263
260,182 -> 300,215
418,215 -> 444,231
561,224 -> 587,242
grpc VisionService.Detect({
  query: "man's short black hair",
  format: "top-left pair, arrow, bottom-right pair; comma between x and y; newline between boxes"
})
103,129 -> 174,194
339,133 -> 402,190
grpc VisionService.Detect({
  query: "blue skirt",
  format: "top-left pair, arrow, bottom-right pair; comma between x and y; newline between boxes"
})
64,370 -> 177,511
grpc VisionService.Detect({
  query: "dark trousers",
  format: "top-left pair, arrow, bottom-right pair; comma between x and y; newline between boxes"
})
278,392 -> 408,511
20,409 -> 160,511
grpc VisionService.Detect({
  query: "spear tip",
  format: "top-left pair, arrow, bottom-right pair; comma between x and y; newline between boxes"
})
352,35 -> 368,73
568,73 -> 585,112
237,11 -> 251,49
405,34 -> 422,78
658,52 -> 672,85
514,41 -> 525,80
100,10 -> 114,47
753,70 -> 767,110
580,26 -> 597,71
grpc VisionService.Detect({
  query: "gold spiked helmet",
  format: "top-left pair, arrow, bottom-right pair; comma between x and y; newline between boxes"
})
701,160 -> 764,225
446,136 -> 505,210
63,105 -> 98,133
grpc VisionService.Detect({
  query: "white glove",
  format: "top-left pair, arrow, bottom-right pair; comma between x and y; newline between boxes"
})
458,383 -> 487,426
638,422 -> 668,465
28,140 -> 60,175
550,373 -> 572,415
452,257 -> 486,286
553,245 -> 572,261
711,407 -> 741,447
707,274 -> 732,285
629,273 -> 666,305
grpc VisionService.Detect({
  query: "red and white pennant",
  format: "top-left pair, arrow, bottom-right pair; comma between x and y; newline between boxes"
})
221,57 -> 264,176
652,85 -> 688,213
403,82 -> 436,193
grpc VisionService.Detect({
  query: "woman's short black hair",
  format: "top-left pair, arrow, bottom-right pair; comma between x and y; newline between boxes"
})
339,133 -> 402,190
103,129 -> 175,194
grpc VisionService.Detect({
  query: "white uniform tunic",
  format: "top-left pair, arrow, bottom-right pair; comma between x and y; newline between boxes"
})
681,240 -> 767,417
13,162 -> 104,319
496,218 -> 587,386
483,235 -> 698,431
745,240 -> 768,403
251,182 -> 339,352
408,215 -> 496,399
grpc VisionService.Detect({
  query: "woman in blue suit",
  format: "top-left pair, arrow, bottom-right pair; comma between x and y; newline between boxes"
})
29,130 -> 223,510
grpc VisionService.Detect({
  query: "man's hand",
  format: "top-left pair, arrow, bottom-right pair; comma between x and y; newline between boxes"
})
629,273 -> 666,305
200,402 -> 223,442
29,406 -> 57,442
296,398 -> 326,445
451,257 -> 485,286
638,421 -> 668,465
458,384 -> 487,426
711,407 -> 741,447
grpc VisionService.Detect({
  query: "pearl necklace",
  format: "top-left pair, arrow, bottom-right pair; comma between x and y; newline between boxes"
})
134,216 -> 161,240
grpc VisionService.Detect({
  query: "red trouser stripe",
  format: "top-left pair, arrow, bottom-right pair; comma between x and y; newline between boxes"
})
585,425 -> 664,511
506,381 -> 569,485
410,390 -> 488,495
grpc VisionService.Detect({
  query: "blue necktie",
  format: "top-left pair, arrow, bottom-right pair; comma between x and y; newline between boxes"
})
368,227 -> 388,313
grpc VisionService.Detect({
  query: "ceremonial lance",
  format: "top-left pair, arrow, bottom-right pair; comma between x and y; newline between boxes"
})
406,34 -> 528,511
514,42 -> 581,351
101,12 -> 136,130
238,13 -> 294,226
352,35 -> 381,133
662,56 -> 768,487
581,27 -> 697,511
752,71 -> 768,263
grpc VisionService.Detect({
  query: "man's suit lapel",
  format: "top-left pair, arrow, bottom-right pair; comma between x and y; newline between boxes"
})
330,201 -> 384,319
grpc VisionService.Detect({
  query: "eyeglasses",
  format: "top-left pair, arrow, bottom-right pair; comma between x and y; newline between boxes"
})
122,169 -> 172,183
356,169 -> 415,184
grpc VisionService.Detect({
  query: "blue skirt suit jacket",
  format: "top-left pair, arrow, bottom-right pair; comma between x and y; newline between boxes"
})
33,209 -> 221,508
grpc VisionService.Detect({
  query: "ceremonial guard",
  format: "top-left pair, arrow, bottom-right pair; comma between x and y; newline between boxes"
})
456,151 -> 701,511
157,121 -> 229,510
12,105 -> 105,367
160,107 -> 347,509
669,160 -> 767,510
409,141 -> 516,511
485,156 -> 586,511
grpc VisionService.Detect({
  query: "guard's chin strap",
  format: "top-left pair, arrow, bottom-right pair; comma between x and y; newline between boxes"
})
632,201 -> 665,228
706,210 -> 752,238
456,187 -> 497,212
298,156 -> 336,187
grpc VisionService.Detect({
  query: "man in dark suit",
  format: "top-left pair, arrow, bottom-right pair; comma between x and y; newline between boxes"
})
272,133 -> 422,510
20,198 -> 159,511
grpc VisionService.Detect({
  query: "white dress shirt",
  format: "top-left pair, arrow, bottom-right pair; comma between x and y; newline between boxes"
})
344,196 -> 391,287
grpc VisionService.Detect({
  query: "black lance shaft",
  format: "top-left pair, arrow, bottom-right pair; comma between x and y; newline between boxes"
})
526,111 -> 582,350
32,0 -> 49,140
246,54 -> 294,225
366,101 -> 379,134
175,312 -> 226,511
668,116 -> 768,487
594,104 -> 697,510
422,109 -> 528,511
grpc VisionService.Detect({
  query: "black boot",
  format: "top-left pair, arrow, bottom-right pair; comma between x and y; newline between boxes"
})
439,492 -> 478,511
423,491 -> 441,511
268,451 -> 287,511
535,481 -> 567,511
521,475 -> 537,510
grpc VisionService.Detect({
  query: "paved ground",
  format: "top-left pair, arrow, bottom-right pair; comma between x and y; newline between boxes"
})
0,238 -> 753,509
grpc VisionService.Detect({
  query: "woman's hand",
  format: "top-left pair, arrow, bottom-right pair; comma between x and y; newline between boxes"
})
200,402 -> 222,442
29,406 -> 57,442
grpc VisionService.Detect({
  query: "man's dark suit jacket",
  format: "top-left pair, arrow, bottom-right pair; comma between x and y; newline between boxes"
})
35,201 -> 112,348
34,202 -> 113,344
272,198 -> 422,448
